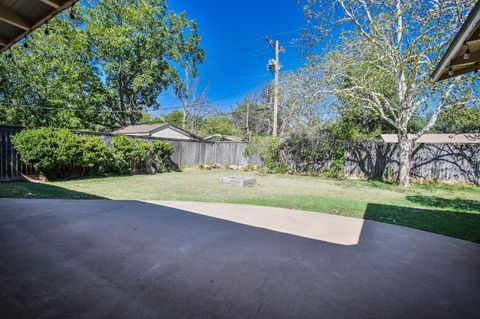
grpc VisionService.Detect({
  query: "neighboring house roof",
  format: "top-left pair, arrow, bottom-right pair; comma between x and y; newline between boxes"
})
113,123 -> 167,135
431,1 -> 480,82
203,134 -> 242,142
381,134 -> 480,144
0,0 -> 79,53
112,123 -> 199,140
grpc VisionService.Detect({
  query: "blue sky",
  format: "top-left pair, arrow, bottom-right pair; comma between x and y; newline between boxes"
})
154,0 -> 309,115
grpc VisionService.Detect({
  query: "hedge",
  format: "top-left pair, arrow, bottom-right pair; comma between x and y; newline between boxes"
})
12,128 -> 175,179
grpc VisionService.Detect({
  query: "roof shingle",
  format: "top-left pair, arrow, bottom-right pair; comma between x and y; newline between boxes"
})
113,124 -> 168,134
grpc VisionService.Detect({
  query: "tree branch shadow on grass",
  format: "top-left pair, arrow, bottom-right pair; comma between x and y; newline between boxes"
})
364,203 -> 480,243
406,195 -> 480,213
0,181 -> 106,200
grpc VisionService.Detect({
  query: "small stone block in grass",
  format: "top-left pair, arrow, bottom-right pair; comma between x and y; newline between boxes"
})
219,176 -> 256,187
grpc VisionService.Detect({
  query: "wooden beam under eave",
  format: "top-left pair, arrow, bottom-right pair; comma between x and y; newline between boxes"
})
467,24 -> 480,42
438,64 -> 479,81
1,0 -> 78,53
0,39 -> 8,47
450,51 -> 480,66
0,4 -> 31,31
40,0 -> 63,9
0,34 -> 10,46
468,32 -> 480,42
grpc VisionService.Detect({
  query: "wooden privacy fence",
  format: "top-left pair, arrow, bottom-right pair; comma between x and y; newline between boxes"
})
76,131 -> 256,168
344,142 -> 480,184
1,125 -> 479,184
0,126 -> 256,181
0,126 -> 33,181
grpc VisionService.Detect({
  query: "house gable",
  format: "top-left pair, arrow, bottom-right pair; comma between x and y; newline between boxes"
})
151,127 -> 193,140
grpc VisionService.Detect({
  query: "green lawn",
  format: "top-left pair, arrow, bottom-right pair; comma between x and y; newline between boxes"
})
1,169 -> 479,242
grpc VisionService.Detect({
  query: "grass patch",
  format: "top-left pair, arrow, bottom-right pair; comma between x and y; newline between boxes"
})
1,169 -> 479,242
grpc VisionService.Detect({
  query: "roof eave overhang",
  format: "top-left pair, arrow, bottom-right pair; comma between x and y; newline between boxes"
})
0,0 -> 79,53
431,1 -> 480,82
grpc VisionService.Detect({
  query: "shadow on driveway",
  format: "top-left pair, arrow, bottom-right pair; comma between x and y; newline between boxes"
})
0,180 -> 106,199
0,199 -> 479,319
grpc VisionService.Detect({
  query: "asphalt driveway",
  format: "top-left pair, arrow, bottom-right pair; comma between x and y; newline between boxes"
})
0,199 -> 479,319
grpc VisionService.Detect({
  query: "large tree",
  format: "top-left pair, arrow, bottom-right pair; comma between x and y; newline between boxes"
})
303,0 -> 479,186
231,90 -> 273,140
85,0 -> 204,126
0,17 -> 107,129
0,0 -> 204,130
175,67 -> 210,130
278,68 -> 327,135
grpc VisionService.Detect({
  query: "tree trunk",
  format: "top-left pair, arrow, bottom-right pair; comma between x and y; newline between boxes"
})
182,104 -> 187,129
129,102 -> 137,125
398,133 -> 413,187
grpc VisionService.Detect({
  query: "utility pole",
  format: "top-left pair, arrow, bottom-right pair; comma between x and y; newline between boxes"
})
246,98 -> 251,142
266,37 -> 283,137
181,67 -> 190,130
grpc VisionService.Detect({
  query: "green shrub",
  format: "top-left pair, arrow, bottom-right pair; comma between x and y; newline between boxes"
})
110,135 -> 175,173
111,135 -> 150,172
12,128 -> 80,178
12,129 -> 176,179
384,165 -> 395,183
244,131 -> 346,177
149,140 -> 175,173
76,136 -> 111,176
244,136 -> 283,173
321,146 -> 345,178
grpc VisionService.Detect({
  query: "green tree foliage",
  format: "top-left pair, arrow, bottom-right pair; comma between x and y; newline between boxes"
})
0,0 -> 204,129
325,106 -> 429,142
433,106 -> 480,133
245,131 -> 346,177
150,140 -> 175,173
163,110 -> 185,127
137,113 -> 165,125
85,0 -> 204,126
302,0 -> 478,186
198,116 -> 233,136
231,96 -> 272,138
0,18 -> 107,129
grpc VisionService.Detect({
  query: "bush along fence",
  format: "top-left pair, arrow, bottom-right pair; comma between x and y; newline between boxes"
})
10,127 -> 175,180
76,131 -> 256,168
0,125 -> 256,181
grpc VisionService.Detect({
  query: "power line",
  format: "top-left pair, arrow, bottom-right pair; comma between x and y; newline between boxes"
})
200,49 -> 272,71
266,27 -> 310,38
205,37 -> 266,57
204,47 -> 271,65
199,43 -> 298,72
153,76 -> 271,112
203,26 -> 309,58
5,75 -> 271,115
